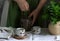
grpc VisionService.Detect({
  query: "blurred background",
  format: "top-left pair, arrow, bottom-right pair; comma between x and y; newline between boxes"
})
0,0 -> 5,24
0,0 -> 60,28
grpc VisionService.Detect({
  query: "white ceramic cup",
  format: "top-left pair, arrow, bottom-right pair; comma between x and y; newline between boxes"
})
32,26 -> 41,35
15,28 -> 25,37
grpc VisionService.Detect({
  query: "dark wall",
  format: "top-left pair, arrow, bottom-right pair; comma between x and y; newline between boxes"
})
0,0 -> 5,22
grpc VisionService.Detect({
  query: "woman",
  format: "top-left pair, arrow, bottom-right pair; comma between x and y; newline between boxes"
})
7,0 -> 48,30
15,0 -> 47,25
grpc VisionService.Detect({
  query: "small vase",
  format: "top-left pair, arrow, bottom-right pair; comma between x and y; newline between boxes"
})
48,21 -> 60,35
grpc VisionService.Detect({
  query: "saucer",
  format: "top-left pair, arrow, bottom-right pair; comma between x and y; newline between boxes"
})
13,34 -> 27,40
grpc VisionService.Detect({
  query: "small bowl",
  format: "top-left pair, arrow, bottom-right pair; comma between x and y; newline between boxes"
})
32,26 -> 41,35
15,28 -> 25,37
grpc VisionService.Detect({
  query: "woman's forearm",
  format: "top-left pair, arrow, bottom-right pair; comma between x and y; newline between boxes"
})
36,0 -> 47,12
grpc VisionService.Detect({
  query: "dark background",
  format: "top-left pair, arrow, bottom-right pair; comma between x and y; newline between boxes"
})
0,0 -> 5,23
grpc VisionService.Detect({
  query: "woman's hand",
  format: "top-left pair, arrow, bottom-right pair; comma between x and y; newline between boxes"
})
28,9 -> 39,25
14,0 -> 29,11
28,0 -> 47,25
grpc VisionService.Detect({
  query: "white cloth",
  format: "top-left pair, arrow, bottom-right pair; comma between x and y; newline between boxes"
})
33,35 -> 55,41
1,35 -> 60,41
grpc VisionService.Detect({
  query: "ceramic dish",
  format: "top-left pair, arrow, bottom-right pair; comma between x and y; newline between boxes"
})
32,26 -> 41,35
13,32 -> 31,40
0,27 -> 14,39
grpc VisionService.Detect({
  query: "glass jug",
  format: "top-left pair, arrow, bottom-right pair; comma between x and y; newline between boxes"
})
20,11 -> 32,31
